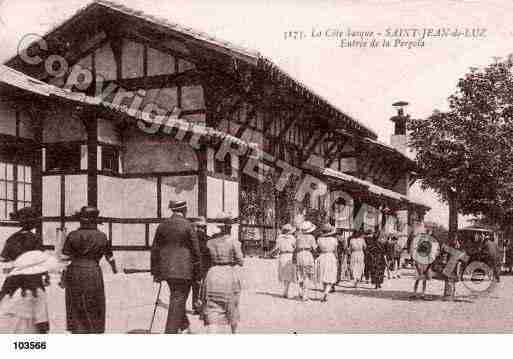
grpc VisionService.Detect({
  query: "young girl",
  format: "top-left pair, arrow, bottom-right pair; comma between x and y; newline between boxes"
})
271,224 -> 297,298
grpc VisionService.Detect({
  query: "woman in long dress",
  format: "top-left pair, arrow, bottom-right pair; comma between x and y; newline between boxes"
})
271,224 -> 296,298
0,207 -> 51,334
62,206 -> 117,334
201,213 -> 243,334
315,224 -> 338,302
349,230 -> 367,288
369,233 -> 388,289
294,221 -> 317,301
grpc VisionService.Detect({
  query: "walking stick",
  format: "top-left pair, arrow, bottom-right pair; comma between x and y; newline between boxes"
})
149,282 -> 163,333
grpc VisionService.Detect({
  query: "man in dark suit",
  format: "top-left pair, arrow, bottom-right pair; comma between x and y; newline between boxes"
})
151,200 -> 202,333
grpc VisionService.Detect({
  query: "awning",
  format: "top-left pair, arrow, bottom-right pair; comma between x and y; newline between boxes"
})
0,64 -> 255,150
318,167 -> 430,212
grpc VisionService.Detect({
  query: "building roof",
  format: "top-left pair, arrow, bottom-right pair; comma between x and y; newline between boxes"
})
0,64 -> 255,149
321,167 -> 430,211
0,63 -> 429,214
5,0 -> 377,140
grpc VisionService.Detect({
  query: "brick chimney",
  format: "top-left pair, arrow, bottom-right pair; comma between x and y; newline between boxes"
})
390,101 -> 409,156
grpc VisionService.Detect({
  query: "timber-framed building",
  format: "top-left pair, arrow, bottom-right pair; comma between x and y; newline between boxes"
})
0,0 -> 429,267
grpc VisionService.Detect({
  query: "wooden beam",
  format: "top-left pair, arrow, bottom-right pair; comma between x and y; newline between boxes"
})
110,36 -> 123,81
102,69 -> 203,91
325,136 -> 347,168
86,111 -> 98,211
277,111 -> 298,139
302,129 -> 328,163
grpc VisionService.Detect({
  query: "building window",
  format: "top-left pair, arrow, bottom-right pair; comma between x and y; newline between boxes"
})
0,162 -> 32,220
214,153 -> 232,177
46,143 -> 81,171
101,146 -> 119,173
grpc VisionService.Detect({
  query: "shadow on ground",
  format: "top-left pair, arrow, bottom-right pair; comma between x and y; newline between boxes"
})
331,287 -> 474,303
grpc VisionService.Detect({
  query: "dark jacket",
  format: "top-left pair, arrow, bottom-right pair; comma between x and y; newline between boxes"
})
151,214 -> 202,281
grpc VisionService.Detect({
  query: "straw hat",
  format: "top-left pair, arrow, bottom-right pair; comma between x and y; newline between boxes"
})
281,223 -> 295,234
300,221 -> 316,234
319,223 -> 336,236
7,250 -> 61,277
215,212 -> 236,225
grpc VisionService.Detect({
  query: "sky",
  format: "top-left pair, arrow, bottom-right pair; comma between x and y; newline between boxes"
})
1,0 -> 513,227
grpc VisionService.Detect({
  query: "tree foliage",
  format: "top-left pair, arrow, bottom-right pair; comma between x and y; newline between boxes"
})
408,58 -> 513,228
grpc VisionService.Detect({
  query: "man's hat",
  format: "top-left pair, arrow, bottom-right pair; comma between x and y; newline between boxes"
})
169,200 -> 187,211
9,207 -> 39,223
191,216 -> 207,227
74,206 -> 101,221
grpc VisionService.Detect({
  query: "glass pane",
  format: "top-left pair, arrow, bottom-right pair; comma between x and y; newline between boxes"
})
0,181 -> 5,199
18,202 -> 29,210
0,200 -> 5,219
0,163 -> 5,180
25,166 -> 31,183
17,165 -> 24,182
6,201 -> 13,219
6,164 -> 13,180
17,184 -> 24,202
6,182 -> 13,200
25,185 -> 31,202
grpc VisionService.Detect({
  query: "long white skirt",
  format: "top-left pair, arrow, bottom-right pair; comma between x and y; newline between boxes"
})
0,288 -> 49,334
315,253 -> 337,284
277,253 -> 297,284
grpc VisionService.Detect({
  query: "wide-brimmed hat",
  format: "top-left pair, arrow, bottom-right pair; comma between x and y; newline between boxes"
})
74,206 -> 102,223
319,223 -> 336,236
300,221 -> 316,234
75,206 -> 99,218
169,200 -> 187,211
214,212 -> 237,225
190,216 -> 207,227
7,250 -> 62,276
9,207 -> 40,223
281,223 -> 295,234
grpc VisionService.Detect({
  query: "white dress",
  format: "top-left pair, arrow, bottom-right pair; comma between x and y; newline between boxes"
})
275,234 -> 297,283
315,236 -> 338,284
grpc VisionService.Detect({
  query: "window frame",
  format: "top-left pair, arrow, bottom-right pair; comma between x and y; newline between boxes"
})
0,161 -> 33,222
45,143 -> 82,172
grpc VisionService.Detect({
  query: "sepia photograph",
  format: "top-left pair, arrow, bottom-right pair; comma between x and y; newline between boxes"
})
0,0 -> 512,345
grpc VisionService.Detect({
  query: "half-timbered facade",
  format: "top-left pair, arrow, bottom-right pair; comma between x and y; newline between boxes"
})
0,0 -> 428,268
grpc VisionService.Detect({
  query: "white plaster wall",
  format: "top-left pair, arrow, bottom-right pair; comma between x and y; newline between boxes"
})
98,175 -> 124,218
42,176 -> 60,217
64,175 -> 87,216
147,47 -> 175,76
207,176 -> 223,219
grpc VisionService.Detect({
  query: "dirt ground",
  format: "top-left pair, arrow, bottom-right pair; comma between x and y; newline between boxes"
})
8,257 -> 513,333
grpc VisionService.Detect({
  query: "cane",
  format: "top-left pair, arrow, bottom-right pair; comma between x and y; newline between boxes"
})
148,282 -> 163,333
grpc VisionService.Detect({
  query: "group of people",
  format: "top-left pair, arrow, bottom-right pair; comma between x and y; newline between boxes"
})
272,221 -> 405,302
0,205 -> 119,334
0,200 -> 244,334
150,200 -> 243,334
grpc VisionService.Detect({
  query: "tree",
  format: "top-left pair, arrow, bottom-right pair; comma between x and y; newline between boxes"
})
408,58 -> 513,238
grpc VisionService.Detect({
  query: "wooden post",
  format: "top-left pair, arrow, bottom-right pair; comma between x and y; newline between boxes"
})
86,110 -> 98,212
